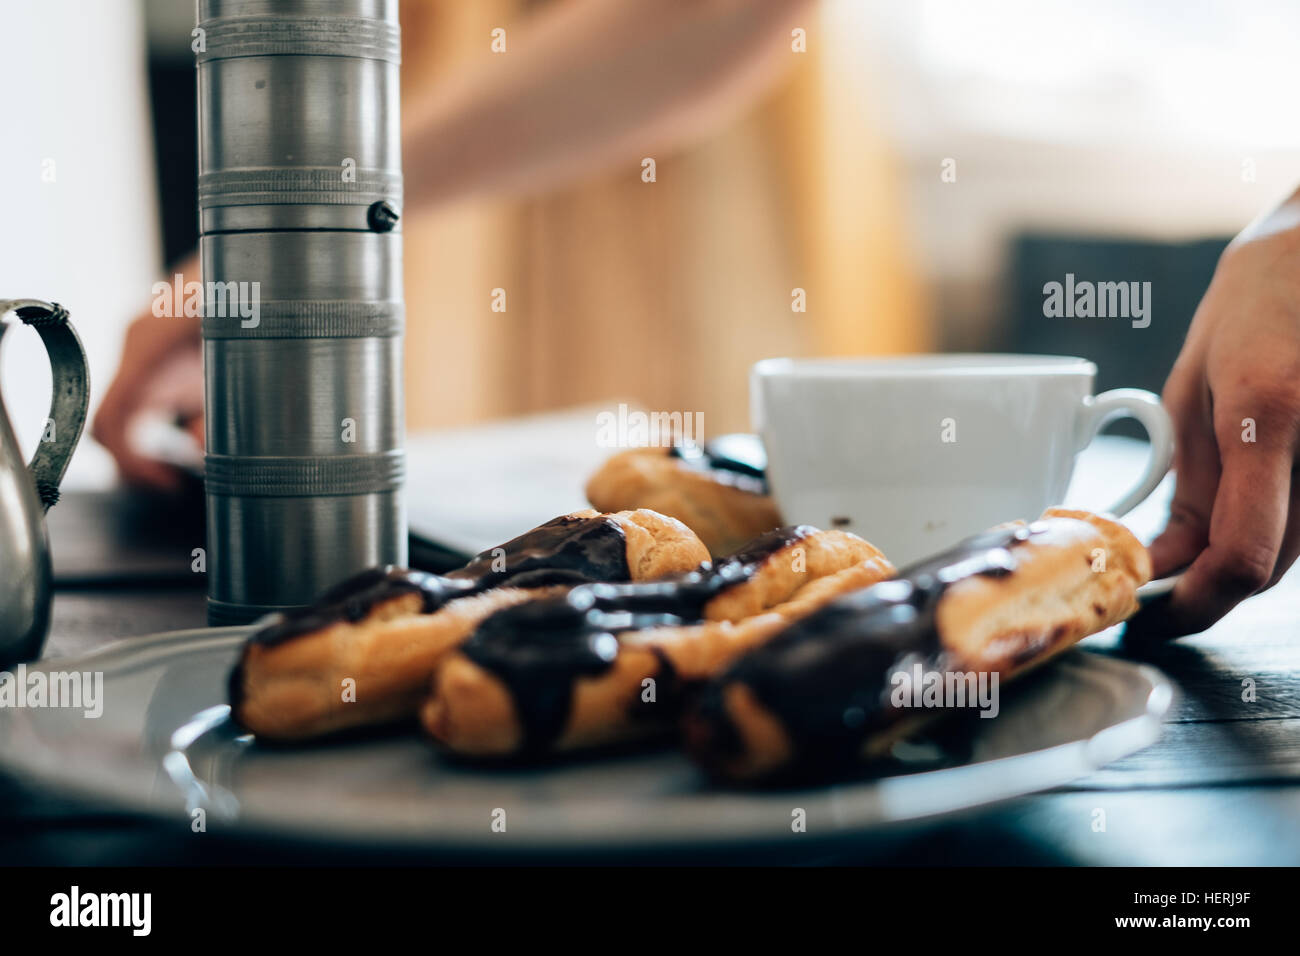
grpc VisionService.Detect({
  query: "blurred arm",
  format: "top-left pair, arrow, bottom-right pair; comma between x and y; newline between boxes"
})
402,0 -> 815,210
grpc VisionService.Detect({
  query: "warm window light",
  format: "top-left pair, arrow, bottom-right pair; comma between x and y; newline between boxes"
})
845,0 -> 1300,149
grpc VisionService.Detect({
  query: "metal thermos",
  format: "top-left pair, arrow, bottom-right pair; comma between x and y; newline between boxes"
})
196,0 -> 406,624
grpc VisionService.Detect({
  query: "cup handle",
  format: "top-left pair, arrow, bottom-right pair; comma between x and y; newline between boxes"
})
1075,388 -> 1174,517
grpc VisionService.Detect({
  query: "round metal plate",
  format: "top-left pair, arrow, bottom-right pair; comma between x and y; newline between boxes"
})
0,627 -> 1173,855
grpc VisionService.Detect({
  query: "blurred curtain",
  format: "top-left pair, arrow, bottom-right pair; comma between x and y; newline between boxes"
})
400,0 -> 929,435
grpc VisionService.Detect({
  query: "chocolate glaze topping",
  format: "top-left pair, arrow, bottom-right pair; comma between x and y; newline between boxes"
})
694,523 -> 1048,773
460,524 -> 817,751
670,434 -> 768,495
248,513 -> 634,647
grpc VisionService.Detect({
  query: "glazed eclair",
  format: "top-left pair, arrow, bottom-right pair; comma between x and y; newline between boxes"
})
586,440 -> 783,558
682,508 -> 1151,782
421,527 -> 895,757
229,508 -> 709,741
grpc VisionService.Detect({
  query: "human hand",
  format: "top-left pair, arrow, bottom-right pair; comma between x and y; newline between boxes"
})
1145,193 -> 1300,635
92,258 -> 204,491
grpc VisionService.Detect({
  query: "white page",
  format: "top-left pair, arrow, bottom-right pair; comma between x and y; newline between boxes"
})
405,402 -> 636,556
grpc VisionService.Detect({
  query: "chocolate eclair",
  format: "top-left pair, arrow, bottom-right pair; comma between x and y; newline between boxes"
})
585,437 -> 782,557
229,509 -> 710,741
682,507 -> 1151,782
421,527 -> 894,757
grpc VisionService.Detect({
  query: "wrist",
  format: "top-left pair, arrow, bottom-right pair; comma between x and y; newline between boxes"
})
1231,190 -> 1300,251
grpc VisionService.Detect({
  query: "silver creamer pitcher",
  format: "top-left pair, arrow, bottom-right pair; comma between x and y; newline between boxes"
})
0,300 -> 89,667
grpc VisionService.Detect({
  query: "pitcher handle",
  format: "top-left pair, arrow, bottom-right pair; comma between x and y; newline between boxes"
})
0,299 -> 90,512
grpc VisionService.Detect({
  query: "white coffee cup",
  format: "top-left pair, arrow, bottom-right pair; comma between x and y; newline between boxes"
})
751,355 -> 1174,567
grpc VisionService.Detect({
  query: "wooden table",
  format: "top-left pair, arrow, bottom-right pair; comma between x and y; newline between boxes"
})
2,489 -> 1297,865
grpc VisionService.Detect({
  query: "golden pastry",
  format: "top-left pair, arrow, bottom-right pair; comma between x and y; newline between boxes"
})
683,508 -> 1151,782
422,527 -> 894,756
229,508 -> 709,741
586,443 -> 782,557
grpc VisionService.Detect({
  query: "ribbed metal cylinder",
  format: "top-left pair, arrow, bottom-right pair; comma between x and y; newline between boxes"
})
197,0 -> 406,624
196,0 -> 402,232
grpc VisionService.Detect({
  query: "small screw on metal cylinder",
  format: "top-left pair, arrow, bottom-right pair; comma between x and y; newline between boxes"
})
367,200 -> 400,232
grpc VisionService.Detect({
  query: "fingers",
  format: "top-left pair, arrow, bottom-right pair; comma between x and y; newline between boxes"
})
92,310 -> 202,492
1159,401 -> 1296,635
184,412 -> 206,449
1266,489 -> 1300,590
1146,454 -> 1218,579
90,401 -> 185,492
1147,360 -> 1219,578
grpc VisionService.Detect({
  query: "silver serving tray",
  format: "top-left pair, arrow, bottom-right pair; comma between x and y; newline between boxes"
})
0,627 -> 1172,854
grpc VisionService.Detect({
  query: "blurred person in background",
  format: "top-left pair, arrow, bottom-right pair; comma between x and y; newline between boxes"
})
94,0 -> 924,488
93,0 -> 1300,636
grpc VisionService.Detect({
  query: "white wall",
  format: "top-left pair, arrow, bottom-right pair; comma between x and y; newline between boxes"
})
0,0 -> 161,488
